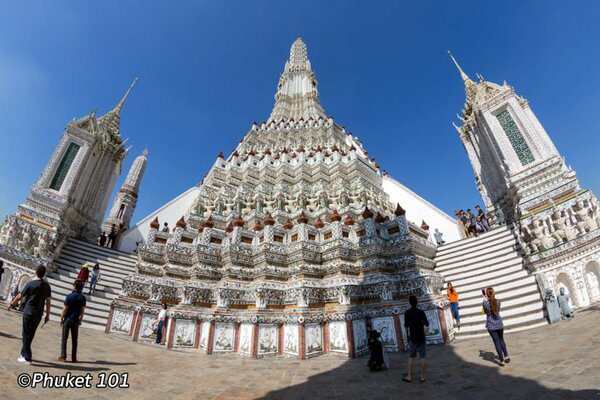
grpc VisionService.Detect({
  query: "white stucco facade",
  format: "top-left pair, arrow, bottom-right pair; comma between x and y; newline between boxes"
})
382,175 -> 460,243
119,186 -> 200,252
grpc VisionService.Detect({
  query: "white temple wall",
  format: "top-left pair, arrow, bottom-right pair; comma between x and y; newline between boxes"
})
382,176 -> 461,243
118,187 -> 200,252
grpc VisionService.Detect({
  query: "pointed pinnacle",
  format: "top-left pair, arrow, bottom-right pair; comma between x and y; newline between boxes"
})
115,77 -> 139,112
447,51 -> 471,85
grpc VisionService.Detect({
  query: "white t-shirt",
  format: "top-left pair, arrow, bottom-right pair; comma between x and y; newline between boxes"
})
158,309 -> 167,321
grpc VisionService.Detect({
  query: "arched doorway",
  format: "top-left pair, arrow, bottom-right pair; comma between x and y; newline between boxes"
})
0,267 -> 13,300
585,261 -> 600,302
555,272 -> 576,309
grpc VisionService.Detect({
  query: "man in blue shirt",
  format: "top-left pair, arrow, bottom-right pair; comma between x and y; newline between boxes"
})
58,280 -> 86,362
7,265 -> 52,365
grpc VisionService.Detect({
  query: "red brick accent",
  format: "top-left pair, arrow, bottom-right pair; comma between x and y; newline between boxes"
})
298,324 -> 306,360
393,314 -> 405,352
194,320 -> 202,348
323,321 -> 330,354
166,318 -> 176,349
105,306 -> 114,334
251,324 -> 259,358
206,321 -> 215,355
346,320 -> 355,358
132,311 -> 142,341
438,307 -> 450,344
234,323 -> 241,353
277,324 -> 284,355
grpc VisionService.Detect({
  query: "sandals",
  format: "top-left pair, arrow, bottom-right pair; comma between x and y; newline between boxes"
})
402,375 -> 412,383
504,357 -> 511,364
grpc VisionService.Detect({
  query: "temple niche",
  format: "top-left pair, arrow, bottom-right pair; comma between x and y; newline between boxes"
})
108,37 -> 452,358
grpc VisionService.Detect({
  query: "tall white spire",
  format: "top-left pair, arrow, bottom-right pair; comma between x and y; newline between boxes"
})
269,36 -> 326,121
102,147 -> 148,237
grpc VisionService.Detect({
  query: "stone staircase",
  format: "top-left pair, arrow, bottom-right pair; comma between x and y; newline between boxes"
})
434,226 -> 547,339
46,239 -> 136,331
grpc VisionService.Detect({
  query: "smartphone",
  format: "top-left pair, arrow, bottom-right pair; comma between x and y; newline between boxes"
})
481,289 -> 486,295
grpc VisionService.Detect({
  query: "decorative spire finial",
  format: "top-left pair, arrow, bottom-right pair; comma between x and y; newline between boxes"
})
142,147 -> 148,157
447,51 -> 472,85
115,77 -> 138,113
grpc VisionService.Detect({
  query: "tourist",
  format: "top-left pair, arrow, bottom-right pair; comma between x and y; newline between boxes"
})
366,329 -> 387,371
106,224 -> 117,248
403,295 -> 429,383
76,263 -> 90,285
98,231 -> 107,247
455,210 -> 469,238
162,222 -> 170,233
0,260 -> 4,285
153,303 -> 168,344
482,287 -> 510,366
557,287 -> 573,318
88,264 -> 101,295
7,265 -> 52,365
475,205 -> 490,232
58,280 -> 86,363
467,209 -> 480,236
460,210 -> 473,237
446,282 -> 460,328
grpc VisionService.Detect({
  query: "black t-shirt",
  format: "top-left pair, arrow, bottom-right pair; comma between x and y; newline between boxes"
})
404,306 -> 429,344
64,291 -> 87,324
20,279 -> 52,316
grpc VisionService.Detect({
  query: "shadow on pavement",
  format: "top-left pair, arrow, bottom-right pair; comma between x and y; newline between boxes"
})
478,349 -> 498,364
32,360 -> 110,372
258,333 -> 599,400
76,360 -> 137,366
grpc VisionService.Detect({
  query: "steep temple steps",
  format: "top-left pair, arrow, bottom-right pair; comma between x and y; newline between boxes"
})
434,226 -> 547,339
46,239 -> 136,331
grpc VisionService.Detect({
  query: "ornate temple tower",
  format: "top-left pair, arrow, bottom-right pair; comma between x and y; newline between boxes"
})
0,79 -> 137,264
449,52 -> 579,221
102,148 -> 148,238
450,53 -> 600,309
108,38 -> 452,357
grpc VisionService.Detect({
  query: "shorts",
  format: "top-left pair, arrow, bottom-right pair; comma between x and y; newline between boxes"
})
408,341 -> 426,359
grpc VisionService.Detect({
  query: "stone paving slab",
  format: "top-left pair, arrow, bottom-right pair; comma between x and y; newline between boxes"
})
1,307 -> 599,399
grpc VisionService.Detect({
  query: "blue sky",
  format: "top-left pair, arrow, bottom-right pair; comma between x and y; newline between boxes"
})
1,1 -> 599,224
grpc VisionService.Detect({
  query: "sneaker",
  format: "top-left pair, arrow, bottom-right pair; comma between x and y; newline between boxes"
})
17,356 -> 31,365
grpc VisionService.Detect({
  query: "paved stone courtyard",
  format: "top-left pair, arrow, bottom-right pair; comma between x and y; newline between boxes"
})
1,307 -> 599,400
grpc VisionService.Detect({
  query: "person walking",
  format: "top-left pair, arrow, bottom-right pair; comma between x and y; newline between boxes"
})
0,260 -> 4,286
76,263 -> 90,285
88,264 -> 101,295
403,295 -> 429,383
483,287 -> 510,366
446,282 -> 460,328
106,224 -> 117,248
153,303 -> 168,344
7,265 -> 52,365
58,280 -> 86,363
